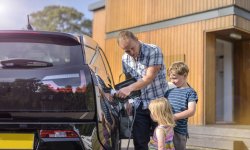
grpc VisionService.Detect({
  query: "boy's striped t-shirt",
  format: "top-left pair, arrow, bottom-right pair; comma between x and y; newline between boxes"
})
164,87 -> 198,135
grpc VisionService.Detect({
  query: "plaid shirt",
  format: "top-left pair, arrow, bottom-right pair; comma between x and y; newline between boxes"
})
122,42 -> 168,109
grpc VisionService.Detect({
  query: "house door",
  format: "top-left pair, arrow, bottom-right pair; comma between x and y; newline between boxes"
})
215,39 -> 234,123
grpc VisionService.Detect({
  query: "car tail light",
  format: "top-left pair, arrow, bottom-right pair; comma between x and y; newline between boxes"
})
40,130 -> 79,138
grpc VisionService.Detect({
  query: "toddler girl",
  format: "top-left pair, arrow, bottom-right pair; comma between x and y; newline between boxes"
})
148,97 -> 175,150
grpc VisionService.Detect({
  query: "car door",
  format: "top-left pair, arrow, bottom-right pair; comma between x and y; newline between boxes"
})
82,36 -> 120,150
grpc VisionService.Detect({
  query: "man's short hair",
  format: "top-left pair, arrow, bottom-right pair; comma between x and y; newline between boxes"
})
117,31 -> 138,44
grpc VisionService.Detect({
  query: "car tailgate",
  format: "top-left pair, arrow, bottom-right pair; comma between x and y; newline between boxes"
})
0,65 -> 95,123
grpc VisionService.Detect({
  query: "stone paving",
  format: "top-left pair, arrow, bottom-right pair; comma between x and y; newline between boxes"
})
120,139 -> 220,150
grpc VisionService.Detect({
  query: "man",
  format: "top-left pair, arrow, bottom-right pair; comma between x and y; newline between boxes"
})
116,31 -> 168,150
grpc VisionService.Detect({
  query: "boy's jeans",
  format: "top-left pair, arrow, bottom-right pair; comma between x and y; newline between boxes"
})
173,132 -> 187,150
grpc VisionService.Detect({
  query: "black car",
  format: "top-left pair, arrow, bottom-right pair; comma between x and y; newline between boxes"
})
0,30 -> 121,150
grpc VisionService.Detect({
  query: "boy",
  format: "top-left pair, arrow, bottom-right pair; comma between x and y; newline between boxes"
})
164,61 -> 198,150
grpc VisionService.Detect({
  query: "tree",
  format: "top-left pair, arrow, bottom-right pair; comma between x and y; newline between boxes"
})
30,5 -> 92,35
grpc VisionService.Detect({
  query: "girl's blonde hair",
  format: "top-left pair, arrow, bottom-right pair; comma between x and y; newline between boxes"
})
149,97 -> 175,127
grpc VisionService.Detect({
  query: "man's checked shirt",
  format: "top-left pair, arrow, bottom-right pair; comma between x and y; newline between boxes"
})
122,42 -> 168,109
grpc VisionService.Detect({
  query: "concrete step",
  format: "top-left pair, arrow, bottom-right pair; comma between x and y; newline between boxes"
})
187,125 -> 250,150
121,139 -> 218,150
187,146 -> 221,150
187,134 -> 248,150
188,125 -> 250,138
121,125 -> 250,150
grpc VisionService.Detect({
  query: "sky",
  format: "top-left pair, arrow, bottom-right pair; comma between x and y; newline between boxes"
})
0,0 -> 99,30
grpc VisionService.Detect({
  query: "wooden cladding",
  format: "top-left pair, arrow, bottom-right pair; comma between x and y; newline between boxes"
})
235,0 -> 250,12
106,0 -> 234,32
204,33 -> 216,124
105,15 -> 234,125
92,8 -> 106,50
234,41 -> 250,124
234,16 -> 250,32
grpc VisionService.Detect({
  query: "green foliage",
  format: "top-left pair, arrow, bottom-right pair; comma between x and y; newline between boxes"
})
30,5 -> 92,35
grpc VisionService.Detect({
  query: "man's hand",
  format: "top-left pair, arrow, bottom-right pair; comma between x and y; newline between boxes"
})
117,85 -> 133,99
117,65 -> 161,100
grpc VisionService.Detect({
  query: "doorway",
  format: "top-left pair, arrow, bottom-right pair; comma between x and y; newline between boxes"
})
215,39 -> 234,123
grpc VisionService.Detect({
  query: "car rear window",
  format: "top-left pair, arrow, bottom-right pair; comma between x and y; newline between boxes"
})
0,42 -> 84,67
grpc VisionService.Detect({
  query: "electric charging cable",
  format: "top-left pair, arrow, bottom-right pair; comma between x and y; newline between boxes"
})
126,103 -> 136,150
111,89 -> 139,150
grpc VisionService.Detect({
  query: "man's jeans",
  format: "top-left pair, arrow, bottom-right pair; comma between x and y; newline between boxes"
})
132,102 -> 157,150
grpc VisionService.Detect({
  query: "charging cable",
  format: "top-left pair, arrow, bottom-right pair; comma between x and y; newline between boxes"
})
110,89 -> 138,150
126,104 -> 136,150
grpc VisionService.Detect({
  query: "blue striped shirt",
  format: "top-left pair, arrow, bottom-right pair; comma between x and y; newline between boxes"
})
164,87 -> 198,135
122,42 -> 168,109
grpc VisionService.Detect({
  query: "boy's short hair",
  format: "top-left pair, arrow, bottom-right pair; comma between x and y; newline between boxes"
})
168,61 -> 189,76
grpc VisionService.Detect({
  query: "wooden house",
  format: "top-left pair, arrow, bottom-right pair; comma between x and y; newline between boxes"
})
89,0 -> 250,149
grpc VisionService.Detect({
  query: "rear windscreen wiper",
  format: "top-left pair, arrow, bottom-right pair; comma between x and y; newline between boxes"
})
0,59 -> 53,68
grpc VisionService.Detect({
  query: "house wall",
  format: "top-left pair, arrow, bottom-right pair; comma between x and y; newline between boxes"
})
235,0 -> 250,11
204,32 -> 216,124
235,16 -> 250,32
105,15 -> 234,125
234,41 -> 250,124
233,15 -> 250,124
92,8 -> 106,50
105,0 -> 234,32
91,0 -> 250,125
